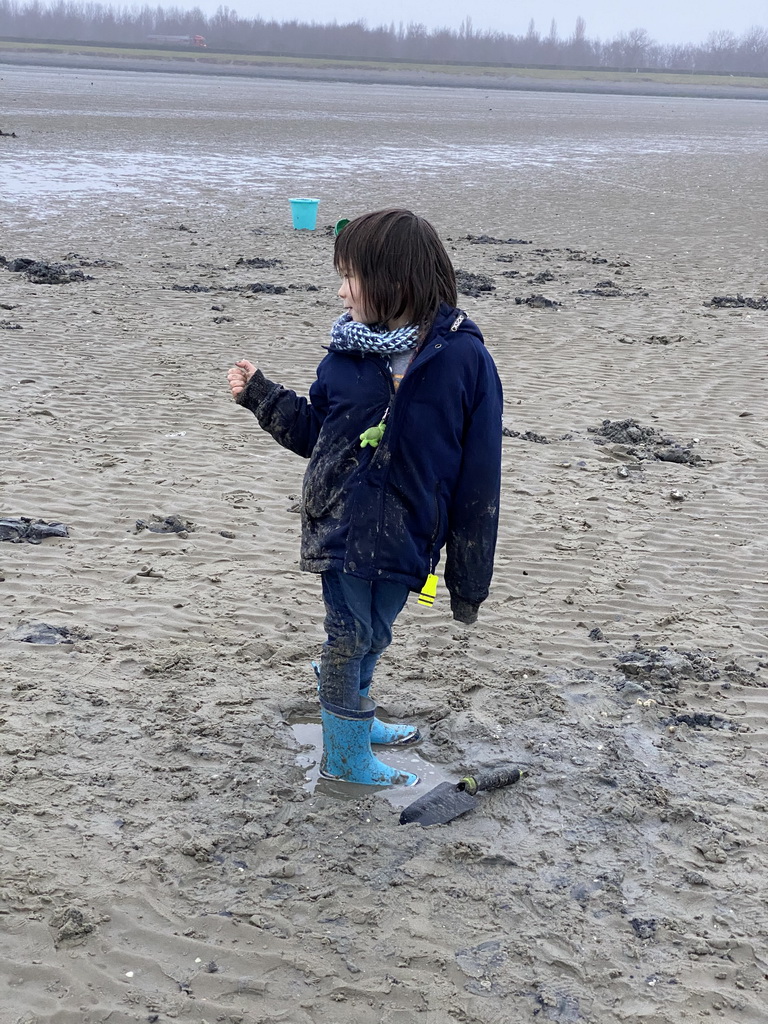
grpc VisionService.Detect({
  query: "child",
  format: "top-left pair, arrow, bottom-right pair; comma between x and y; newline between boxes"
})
227,209 -> 502,787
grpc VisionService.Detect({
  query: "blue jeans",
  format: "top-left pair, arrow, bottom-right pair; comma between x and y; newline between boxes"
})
319,570 -> 410,711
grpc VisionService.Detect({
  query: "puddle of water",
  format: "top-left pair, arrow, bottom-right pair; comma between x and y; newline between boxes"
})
290,718 -> 455,811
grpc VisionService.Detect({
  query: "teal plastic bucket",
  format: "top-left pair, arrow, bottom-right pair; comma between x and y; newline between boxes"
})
290,198 -> 319,230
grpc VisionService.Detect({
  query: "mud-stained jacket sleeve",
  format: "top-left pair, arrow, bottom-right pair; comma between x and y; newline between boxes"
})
237,366 -> 329,459
443,348 -> 503,609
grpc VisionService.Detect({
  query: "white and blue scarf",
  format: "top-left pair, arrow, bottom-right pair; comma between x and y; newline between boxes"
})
329,313 -> 419,354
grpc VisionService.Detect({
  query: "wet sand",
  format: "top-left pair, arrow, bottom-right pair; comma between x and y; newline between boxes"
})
1,66 -> 768,1023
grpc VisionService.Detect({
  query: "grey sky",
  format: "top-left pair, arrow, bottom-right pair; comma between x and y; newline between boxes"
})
191,0 -> 766,45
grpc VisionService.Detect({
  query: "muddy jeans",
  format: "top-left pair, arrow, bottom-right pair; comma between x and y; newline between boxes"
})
319,569 -> 410,711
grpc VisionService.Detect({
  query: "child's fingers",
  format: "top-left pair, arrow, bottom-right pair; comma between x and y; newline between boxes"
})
226,361 -> 253,399
236,359 -> 257,379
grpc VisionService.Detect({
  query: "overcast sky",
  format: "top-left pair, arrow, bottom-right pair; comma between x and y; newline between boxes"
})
192,0 -> 767,44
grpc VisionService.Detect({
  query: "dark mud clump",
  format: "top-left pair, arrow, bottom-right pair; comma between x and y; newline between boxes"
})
532,987 -> 587,1022
579,280 -> 623,297
9,622 -> 87,644
566,249 -> 608,265
591,419 -> 659,446
236,256 -> 283,269
27,263 -> 91,284
135,514 -> 194,534
566,249 -> 630,268
0,517 -> 69,543
515,294 -> 561,309
455,269 -> 496,297
502,427 -> 551,443
62,252 -> 123,269
49,905 -> 95,947
172,282 -> 289,294
589,418 -> 702,465
630,918 -> 657,940
705,294 -> 768,310
463,233 -> 532,245
617,334 -> 687,346
615,645 -> 725,693
578,279 -> 648,298
1,320 -> 22,330
662,712 -> 737,731
245,282 -> 287,294
4,257 -> 92,284
501,269 -> 555,283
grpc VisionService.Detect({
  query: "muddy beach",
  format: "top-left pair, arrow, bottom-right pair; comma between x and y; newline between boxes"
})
1,65 -> 768,1024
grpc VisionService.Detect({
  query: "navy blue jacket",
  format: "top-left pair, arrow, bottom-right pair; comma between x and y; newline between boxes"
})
239,303 -> 503,608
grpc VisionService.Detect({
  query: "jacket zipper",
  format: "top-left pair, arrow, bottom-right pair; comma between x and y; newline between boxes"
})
369,359 -> 395,566
368,341 -> 449,565
368,360 -> 395,468
429,492 -> 442,555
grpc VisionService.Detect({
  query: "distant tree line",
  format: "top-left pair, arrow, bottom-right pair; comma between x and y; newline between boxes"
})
1,2 -> 767,73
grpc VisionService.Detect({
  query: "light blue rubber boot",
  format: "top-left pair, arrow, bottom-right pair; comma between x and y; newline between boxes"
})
359,686 -> 421,747
319,695 -> 419,787
311,663 -> 420,748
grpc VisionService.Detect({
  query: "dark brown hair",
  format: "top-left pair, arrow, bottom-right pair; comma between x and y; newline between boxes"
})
334,208 -> 457,332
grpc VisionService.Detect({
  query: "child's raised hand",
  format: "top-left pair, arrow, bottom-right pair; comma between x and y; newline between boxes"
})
227,359 -> 257,399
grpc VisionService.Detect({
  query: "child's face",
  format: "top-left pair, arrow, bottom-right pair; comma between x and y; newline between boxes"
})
337,267 -> 373,324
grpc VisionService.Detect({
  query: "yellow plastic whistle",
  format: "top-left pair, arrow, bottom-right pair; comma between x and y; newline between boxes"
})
418,573 -> 438,606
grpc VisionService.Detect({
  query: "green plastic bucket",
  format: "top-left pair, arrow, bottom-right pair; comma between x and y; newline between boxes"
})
334,218 -> 350,237
290,198 -> 320,230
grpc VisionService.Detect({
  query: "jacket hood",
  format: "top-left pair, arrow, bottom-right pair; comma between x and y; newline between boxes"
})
423,303 -> 485,347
